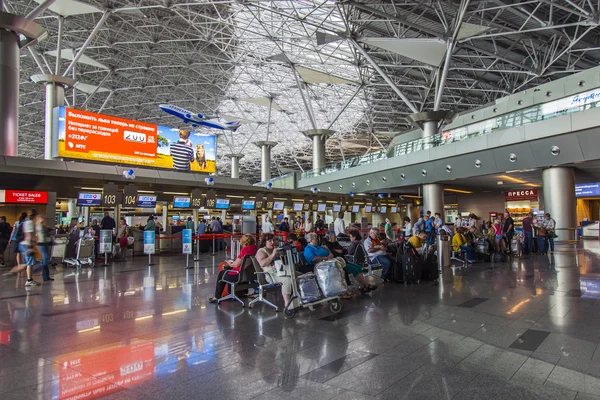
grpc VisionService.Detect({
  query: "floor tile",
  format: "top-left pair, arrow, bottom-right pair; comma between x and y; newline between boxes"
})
511,357 -> 557,385
458,298 -> 489,308
510,329 -> 551,351
459,344 -> 529,380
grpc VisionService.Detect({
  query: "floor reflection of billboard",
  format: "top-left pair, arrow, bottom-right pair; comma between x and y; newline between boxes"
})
54,340 -> 154,400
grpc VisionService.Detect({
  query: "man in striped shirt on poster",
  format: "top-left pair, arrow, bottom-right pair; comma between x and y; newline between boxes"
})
170,129 -> 195,171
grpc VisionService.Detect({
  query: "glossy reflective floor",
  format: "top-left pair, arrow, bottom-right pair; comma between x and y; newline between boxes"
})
1,243 -> 600,400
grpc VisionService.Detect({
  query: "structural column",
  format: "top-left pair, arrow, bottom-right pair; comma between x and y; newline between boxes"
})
542,167 -> 577,241
254,141 -> 277,182
408,110 -> 455,146
225,153 -> 243,179
67,198 -> 79,220
31,74 -> 75,159
371,212 -> 384,230
303,129 -> 334,170
0,12 -> 45,155
423,183 -> 444,219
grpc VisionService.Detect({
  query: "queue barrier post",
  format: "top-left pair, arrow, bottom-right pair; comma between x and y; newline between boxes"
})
194,234 -> 200,262
230,236 -> 234,259
212,234 -> 216,256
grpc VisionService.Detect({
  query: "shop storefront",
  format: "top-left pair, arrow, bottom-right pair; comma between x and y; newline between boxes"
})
504,189 -> 540,229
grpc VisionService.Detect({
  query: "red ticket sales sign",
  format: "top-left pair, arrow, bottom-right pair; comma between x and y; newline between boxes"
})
504,189 -> 538,201
0,190 -> 48,204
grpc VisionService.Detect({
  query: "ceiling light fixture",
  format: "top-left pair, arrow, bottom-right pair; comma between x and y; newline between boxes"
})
497,175 -> 527,184
444,188 -> 473,194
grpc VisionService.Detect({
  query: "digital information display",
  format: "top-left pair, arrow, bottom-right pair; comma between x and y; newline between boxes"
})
215,198 -> 230,209
576,183 -> 600,197
293,203 -> 303,211
173,197 -> 191,208
317,203 -> 326,212
352,205 -> 360,213
53,106 -> 217,173
242,200 -> 255,210
391,206 -> 398,213
380,206 -> 387,213
137,195 -> 157,208
365,205 -> 372,213
273,201 -> 285,211
333,204 -> 341,212
77,192 -> 102,207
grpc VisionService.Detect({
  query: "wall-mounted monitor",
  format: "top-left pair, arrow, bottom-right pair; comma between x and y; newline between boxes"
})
365,205 -> 372,213
173,197 -> 191,208
215,198 -> 230,209
77,192 -> 102,207
576,183 -> 600,197
317,203 -> 326,212
293,202 -> 303,212
273,201 -> 285,211
242,200 -> 255,210
352,205 -> 360,213
380,206 -> 387,213
137,195 -> 157,208
333,204 -> 341,212
391,206 -> 398,213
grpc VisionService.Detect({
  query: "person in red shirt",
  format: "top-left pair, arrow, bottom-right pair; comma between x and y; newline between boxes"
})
286,233 -> 304,252
209,234 -> 257,303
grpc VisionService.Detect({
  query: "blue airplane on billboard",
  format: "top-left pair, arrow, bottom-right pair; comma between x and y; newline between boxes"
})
159,104 -> 241,131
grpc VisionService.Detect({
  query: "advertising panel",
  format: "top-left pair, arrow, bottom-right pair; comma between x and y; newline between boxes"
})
77,192 -> 102,207
182,229 -> 192,254
143,231 -> 155,254
53,106 -> 216,173
575,183 -> 600,197
99,230 -> 112,254
0,190 -> 48,204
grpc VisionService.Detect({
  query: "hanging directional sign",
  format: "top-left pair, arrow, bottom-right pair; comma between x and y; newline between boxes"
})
122,185 -> 138,207
191,188 -> 204,208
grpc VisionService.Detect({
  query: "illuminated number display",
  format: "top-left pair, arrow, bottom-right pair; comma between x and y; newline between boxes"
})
265,201 -> 274,210
205,198 -> 216,209
255,200 -> 264,210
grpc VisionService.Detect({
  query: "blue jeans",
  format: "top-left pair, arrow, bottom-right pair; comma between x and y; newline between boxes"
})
39,244 -> 50,281
460,246 -> 475,261
18,243 -> 35,266
523,231 -> 533,254
373,255 -> 392,279
545,237 -> 555,252
537,236 -> 547,255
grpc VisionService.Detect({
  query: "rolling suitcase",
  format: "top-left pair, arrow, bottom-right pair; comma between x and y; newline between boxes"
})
198,236 -> 210,253
420,254 -> 438,281
298,273 -> 322,303
402,244 -> 421,285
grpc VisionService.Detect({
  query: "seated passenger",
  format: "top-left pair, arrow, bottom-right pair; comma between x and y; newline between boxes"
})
452,228 -> 474,263
304,231 -> 377,293
364,228 -> 394,280
346,230 -> 362,256
255,233 -> 295,306
209,233 -> 258,303
286,233 -> 304,252
408,230 -> 427,254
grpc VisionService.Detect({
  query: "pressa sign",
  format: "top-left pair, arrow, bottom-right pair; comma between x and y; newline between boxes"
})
504,189 -> 538,201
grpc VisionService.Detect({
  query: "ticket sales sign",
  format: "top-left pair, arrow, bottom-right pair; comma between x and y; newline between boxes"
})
504,189 -> 539,201
0,190 -> 48,204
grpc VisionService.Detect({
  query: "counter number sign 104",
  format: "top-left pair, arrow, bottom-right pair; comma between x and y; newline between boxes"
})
123,195 -> 137,207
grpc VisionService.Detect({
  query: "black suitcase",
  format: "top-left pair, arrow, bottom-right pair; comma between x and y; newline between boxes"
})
421,255 -> 438,281
198,237 -> 210,253
402,245 -> 421,285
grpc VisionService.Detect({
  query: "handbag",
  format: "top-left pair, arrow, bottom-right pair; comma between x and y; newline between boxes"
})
273,258 -> 289,277
548,231 -> 558,239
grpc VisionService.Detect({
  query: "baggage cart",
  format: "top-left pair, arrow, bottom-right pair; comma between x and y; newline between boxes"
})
280,247 -> 342,319
63,238 -> 95,269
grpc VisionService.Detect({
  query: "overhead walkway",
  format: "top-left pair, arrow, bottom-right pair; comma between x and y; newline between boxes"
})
296,75 -> 600,193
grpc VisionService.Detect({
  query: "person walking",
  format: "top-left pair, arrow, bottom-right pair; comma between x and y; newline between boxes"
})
334,212 -> 346,237
19,210 -> 39,286
33,212 -> 53,282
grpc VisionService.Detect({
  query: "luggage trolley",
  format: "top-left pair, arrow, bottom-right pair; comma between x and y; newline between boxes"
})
51,236 -> 69,266
63,238 -> 95,269
280,247 -> 342,319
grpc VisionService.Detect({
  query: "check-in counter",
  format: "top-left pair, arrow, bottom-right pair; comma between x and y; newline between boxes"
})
582,221 -> 600,239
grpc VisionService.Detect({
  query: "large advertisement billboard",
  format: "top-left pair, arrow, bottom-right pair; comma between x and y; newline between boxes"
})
53,106 -> 216,173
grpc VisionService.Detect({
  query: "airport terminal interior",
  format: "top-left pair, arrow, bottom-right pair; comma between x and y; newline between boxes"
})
2,0 -> 600,399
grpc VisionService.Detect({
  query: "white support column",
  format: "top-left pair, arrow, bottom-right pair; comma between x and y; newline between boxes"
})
225,154 -> 243,179
67,198 -> 78,220
303,129 -> 334,171
254,141 -> 277,182
542,167 -> 577,241
423,183 -> 444,220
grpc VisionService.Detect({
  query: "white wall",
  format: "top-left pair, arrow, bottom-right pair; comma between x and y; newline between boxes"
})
456,192 -> 506,221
